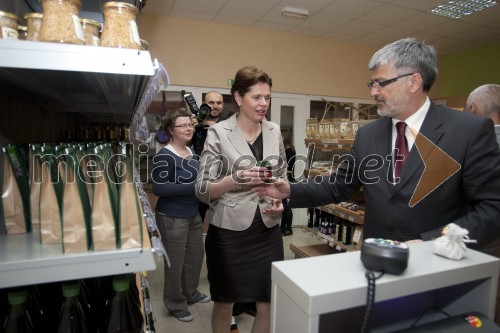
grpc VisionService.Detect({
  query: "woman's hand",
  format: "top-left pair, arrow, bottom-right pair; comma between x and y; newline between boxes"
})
232,166 -> 272,187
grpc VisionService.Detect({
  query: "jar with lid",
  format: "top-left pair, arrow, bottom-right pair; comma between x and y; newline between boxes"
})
80,18 -> 101,46
39,0 -> 85,45
17,26 -> 28,40
100,2 -> 141,50
0,11 -> 20,39
24,13 -> 43,41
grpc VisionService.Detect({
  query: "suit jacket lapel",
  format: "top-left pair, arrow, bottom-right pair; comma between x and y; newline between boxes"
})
226,114 -> 254,157
373,117 -> 395,193
393,104 -> 444,192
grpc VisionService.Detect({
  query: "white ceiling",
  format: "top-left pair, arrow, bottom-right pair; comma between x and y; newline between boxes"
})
141,0 -> 500,55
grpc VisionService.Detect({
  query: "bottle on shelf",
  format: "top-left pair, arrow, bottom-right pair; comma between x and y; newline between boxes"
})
57,281 -> 89,333
314,208 -> 321,228
2,288 -> 34,333
105,274 -> 144,333
307,207 -> 314,228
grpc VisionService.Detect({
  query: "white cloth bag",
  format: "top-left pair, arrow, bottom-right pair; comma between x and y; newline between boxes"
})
433,223 -> 476,260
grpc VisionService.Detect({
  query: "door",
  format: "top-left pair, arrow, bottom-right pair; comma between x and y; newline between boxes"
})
270,97 -> 308,226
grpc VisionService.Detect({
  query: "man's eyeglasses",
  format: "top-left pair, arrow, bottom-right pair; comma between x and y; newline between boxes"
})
367,73 -> 414,90
173,124 -> 195,129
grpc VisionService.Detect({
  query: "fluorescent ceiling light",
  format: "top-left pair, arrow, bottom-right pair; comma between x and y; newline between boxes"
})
428,0 -> 496,19
282,6 -> 309,19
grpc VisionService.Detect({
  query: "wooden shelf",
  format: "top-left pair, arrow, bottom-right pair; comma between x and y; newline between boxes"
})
300,226 -> 362,252
318,204 -> 364,225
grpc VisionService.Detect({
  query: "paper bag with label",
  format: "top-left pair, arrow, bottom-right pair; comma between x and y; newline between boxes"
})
1,145 -> 31,234
62,148 -> 92,253
39,148 -> 63,244
91,147 -> 118,251
118,149 -> 143,249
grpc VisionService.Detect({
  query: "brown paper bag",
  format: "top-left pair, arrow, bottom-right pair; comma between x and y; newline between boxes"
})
91,148 -> 118,251
1,146 -> 31,234
39,158 -> 62,244
62,149 -> 91,253
118,152 -> 143,249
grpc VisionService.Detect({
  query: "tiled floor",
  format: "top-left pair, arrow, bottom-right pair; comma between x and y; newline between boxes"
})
147,225 -> 323,333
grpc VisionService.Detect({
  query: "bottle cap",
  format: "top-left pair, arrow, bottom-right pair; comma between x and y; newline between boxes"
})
62,281 -> 81,298
112,275 -> 130,292
7,289 -> 28,305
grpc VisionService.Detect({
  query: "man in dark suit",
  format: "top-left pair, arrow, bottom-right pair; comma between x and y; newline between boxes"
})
256,38 -> 500,246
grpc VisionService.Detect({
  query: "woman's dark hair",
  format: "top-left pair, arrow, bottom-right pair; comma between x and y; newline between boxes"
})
230,66 -> 272,104
162,107 -> 191,137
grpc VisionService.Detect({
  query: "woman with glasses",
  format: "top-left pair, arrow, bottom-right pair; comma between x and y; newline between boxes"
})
195,66 -> 287,333
152,108 -> 211,323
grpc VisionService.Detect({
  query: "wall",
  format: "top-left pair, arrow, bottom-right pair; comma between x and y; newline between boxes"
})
140,14 -> 378,100
140,14 -> 500,105
439,43 -> 500,108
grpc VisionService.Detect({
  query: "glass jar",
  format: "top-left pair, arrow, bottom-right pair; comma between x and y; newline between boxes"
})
80,18 -> 101,46
18,26 -> 28,40
0,10 -> 20,40
24,13 -> 43,41
39,0 -> 84,45
100,2 -> 141,49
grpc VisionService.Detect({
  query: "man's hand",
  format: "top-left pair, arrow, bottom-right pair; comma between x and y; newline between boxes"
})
252,178 -> 291,200
262,199 -> 284,215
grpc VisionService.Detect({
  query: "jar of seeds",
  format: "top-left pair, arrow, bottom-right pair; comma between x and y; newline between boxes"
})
39,0 -> 84,45
18,26 -> 28,40
24,13 -> 43,41
100,1 -> 141,49
80,18 -> 101,46
0,11 -> 20,39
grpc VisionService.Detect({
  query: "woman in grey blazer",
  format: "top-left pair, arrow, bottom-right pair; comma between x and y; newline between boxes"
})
195,66 -> 287,333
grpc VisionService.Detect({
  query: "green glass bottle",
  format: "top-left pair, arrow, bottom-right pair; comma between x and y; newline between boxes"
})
57,281 -> 89,333
2,289 -> 34,333
105,275 -> 144,333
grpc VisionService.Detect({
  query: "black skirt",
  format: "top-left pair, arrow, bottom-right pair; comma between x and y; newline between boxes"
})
205,212 -> 284,303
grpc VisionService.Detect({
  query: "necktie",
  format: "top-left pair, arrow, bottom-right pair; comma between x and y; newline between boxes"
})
394,122 -> 408,179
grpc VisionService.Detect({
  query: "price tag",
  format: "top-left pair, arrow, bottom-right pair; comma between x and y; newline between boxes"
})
352,229 -> 362,244
329,242 -> 334,247
348,216 -> 354,222
336,245 -> 342,251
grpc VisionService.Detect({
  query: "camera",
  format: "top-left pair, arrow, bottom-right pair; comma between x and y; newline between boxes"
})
184,93 -> 211,122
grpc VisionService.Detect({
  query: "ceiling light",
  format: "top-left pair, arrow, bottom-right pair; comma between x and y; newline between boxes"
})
281,6 -> 309,19
428,0 -> 496,19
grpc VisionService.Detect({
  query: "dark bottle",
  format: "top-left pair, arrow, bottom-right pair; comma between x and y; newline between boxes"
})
307,207 -> 314,228
57,281 -> 89,333
105,275 -> 144,333
2,288 -> 34,333
314,208 -> 321,228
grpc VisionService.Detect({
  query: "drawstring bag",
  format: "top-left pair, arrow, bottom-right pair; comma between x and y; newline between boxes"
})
433,223 -> 477,260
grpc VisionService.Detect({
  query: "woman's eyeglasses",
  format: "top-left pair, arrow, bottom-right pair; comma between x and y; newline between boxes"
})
173,124 -> 195,129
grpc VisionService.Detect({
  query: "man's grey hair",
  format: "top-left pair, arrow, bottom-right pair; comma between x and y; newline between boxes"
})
465,84 -> 500,116
368,38 -> 438,92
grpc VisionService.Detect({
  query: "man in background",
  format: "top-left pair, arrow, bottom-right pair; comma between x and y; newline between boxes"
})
191,91 -> 225,157
465,84 -> 500,145
465,83 -> 500,324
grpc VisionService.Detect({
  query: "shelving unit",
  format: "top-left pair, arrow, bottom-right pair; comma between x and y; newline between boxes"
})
0,40 -> 160,289
0,39 -> 156,122
294,138 -> 365,255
